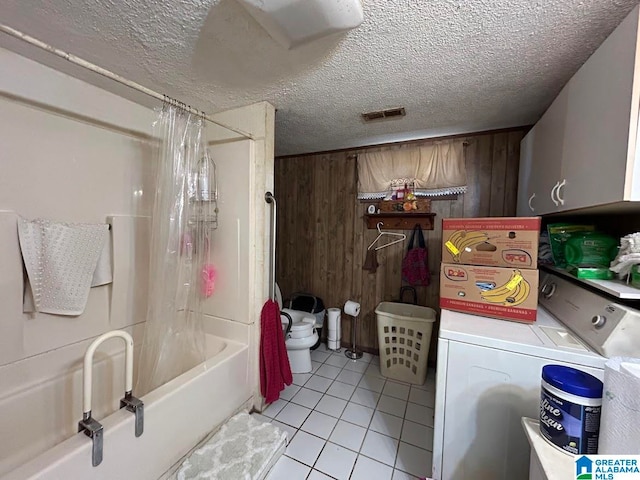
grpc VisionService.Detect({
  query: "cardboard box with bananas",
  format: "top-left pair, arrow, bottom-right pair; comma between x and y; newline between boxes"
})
440,263 -> 539,322
442,217 -> 541,269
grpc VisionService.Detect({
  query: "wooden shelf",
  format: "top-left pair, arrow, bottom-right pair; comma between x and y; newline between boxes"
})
544,265 -> 640,300
365,213 -> 436,230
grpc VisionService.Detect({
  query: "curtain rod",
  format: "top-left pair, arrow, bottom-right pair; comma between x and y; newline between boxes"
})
0,24 -> 254,140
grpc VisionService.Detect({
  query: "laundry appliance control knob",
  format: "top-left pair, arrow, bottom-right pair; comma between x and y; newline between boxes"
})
591,315 -> 607,328
540,282 -> 556,299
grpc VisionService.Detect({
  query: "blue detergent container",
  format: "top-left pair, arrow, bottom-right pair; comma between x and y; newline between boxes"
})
540,365 -> 603,455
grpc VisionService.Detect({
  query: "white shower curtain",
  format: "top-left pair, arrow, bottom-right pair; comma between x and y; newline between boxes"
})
136,104 -> 208,396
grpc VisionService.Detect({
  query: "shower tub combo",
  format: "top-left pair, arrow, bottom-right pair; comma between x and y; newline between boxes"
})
1,328 -> 251,480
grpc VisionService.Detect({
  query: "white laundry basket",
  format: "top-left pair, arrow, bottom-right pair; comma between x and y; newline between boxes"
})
375,302 -> 436,385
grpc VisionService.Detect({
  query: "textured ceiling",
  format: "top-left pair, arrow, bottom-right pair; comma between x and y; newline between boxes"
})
1,0 -> 639,155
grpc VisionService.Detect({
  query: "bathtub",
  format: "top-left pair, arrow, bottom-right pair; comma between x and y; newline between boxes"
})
1,332 -> 251,480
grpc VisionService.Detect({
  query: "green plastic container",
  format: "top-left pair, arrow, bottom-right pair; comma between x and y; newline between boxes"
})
566,265 -> 614,280
632,265 -> 640,288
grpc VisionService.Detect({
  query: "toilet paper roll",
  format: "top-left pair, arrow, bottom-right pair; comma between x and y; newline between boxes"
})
328,339 -> 340,350
327,308 -> 341,331
599,357 -> 640,454
344,300 -> 360,317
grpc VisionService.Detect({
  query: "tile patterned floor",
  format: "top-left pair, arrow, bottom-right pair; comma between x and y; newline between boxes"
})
255,345 -> 436,480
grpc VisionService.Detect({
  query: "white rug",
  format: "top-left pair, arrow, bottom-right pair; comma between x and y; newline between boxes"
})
176,412 -> 287,480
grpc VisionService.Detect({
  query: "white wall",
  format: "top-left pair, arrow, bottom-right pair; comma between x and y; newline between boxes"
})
0,44 -> 274,473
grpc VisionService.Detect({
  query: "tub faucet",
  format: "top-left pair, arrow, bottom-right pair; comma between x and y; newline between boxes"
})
78,330 -> 144,467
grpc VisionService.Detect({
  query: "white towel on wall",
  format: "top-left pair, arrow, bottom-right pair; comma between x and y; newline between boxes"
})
18,218 -> 109,316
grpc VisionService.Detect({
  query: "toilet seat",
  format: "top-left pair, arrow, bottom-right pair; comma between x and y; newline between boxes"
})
288,318 -> 315,339
285,331 -> 319,349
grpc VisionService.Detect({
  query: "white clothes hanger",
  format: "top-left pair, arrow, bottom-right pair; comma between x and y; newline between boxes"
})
367,222 -> 406,251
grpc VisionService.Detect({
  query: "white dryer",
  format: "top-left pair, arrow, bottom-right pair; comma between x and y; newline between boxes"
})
432,269 -> 640,480
432,307 -> 605,480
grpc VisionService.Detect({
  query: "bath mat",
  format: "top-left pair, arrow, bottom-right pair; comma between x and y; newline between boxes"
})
176,412 -> 287,480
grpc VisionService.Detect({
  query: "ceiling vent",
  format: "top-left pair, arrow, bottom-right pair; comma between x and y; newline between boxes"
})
361,107 -> 406,122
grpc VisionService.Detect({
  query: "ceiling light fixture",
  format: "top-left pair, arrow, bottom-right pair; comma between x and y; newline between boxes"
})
236,0 -> 364,50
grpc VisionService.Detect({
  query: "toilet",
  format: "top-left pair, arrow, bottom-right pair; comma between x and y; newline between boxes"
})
280,308 -> 319,373
276,284 -> 319,374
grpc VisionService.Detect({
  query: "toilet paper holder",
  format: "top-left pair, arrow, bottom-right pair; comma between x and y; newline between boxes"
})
344,300 -> 362,360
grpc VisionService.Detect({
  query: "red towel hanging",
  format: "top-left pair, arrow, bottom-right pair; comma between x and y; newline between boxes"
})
260,299 -> 292,404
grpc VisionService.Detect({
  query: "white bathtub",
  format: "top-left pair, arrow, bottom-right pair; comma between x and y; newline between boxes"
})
2,333 -> 250,480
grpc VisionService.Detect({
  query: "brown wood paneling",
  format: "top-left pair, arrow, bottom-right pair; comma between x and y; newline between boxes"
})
274,128 -> 527,362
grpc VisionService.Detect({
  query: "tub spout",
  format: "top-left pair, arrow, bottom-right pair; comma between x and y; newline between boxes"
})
120,391 -> 144,437
78,412 -> 103,467
80,330 -> 144,466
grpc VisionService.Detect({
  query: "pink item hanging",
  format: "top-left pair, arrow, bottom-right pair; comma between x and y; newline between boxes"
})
200,234 -> 216,298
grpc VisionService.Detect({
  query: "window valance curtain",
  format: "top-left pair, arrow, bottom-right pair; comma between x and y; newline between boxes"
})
357,140 -> 467,199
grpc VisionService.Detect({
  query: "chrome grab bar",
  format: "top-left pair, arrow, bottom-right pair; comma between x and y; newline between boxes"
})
265,191 -> 276,301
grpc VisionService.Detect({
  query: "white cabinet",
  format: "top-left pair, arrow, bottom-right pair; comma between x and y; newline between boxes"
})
517,5 -> 640,215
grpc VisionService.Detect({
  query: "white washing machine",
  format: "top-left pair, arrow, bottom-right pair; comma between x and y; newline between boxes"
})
432,270 -> 640,480
432,306 -> 605,480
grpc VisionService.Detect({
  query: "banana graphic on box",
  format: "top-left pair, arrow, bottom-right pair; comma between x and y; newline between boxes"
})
445,230 -> 490,262
479,269 -> 530,306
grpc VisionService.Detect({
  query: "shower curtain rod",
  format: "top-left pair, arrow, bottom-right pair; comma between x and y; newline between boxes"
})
0,24 -> 254,140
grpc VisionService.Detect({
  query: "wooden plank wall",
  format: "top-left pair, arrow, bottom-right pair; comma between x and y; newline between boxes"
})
275,128 -> 527,362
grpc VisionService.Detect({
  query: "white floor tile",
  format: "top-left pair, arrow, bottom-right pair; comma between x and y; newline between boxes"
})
409,386 -> 435,407
369,410 -> 403,439
391,469 -> 414,480
293,373 -> 313,386
304,375 -> 334,393
327,381 -> 356,400
271,420 -> 298,443
371,356 -> 381,366
263,399 -> 288,418
360,352 -> 374,363
401,420 -> 433,451
343,360 -> 369,373
360,430 -> 399,467
405,403 -> 434,427
358,375 -> 386,393
311,361 -> 322,373
325,354 -> 349,368
266,456 -> 311,480
314,442 -> 358,480
350,455 -> 393,480
307,470 -> 334,480
275,403 -> 312,428
395,442 -> 432,477
291,388 -> 324,409
377,395 -> 407,418
341,402 -> 374,428
315,394 -> 348,418
383,381 -> 410,401
285,430 -> 326,467
300,411 -> 338,440
315,343 -> 332,353
310,350 -> 331,363
251,413 -> 270,423
336,369 -> 364,386
316,364 -> 342,380
328,420 -> 367,452
280,383 -> 301,401
365,363 -> 385,378
351,387 -> 380,409
412,375 -> 436,392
